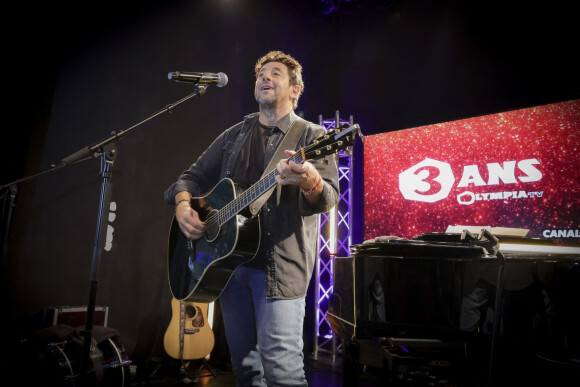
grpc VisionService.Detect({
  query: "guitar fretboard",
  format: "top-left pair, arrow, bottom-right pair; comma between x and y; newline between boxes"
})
211,153 -> 304,227
202,123 -> 358,230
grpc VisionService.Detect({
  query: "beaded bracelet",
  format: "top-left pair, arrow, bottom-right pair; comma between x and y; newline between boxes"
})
175,198 -> 190,208
302,177 -> 322,196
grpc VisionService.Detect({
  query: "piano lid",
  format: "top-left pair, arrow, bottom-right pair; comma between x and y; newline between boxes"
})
415,232 -> 580,257
353,228 -> 502,258
351,238 -> 493,259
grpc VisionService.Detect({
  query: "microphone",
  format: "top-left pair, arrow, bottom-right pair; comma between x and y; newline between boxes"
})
168,71 -> 228,87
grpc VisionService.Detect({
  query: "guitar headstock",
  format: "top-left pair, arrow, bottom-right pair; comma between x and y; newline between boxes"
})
300,124 -> 363,162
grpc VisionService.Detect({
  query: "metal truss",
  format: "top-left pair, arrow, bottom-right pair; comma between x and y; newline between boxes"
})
313,112 -> 353,361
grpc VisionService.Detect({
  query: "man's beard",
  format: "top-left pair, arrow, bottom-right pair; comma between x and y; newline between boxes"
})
256,94 -> 276,110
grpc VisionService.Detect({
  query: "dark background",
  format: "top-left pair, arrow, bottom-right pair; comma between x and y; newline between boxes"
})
1,0 -> 577,366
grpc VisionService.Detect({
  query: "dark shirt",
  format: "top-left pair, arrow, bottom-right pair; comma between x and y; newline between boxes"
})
233,120 -> 272,189
164,111 -> 340,299
232,120 -> 272,269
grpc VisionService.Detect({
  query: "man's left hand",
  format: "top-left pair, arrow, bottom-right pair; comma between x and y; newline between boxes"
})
276,150 -> 322,195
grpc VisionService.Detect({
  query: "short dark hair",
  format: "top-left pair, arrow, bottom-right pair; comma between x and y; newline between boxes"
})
255,50 -> 304,109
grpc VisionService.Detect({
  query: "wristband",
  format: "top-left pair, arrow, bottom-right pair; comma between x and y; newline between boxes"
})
302,177 -> 322,196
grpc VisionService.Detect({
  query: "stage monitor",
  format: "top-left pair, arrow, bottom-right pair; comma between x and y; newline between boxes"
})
363,99 -> 580,246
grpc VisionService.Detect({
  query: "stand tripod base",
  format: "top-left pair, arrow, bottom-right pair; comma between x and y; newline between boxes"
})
180,357 -> 217,384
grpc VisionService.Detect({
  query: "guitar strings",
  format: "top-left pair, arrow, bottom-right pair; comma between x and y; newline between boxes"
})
202,126 -> 353,232
203,126 -> 356,231
202,138 -> 322,231
204,153 -> 302,231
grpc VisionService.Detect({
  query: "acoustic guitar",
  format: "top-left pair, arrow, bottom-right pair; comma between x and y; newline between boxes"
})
167,123 -> 361,303
163,298 -> 215,360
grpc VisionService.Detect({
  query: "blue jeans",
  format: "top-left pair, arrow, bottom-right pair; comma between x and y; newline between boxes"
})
219,266 -> 308,387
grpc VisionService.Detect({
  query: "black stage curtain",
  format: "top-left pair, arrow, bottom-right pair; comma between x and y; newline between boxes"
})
2,0 -> 576,369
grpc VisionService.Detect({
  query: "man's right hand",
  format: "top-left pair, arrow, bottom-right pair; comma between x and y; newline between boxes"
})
175,196 -> 206,240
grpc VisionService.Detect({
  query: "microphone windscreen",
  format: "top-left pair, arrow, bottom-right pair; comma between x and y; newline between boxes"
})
217,72 -> 228,87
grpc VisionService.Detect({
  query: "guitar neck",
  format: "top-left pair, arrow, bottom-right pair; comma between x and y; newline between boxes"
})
217,153 -> 304,224
208,123 -> 360,227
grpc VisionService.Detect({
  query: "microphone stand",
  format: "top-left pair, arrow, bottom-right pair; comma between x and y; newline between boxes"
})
1,184 -> 17,265
1,83 -> 210,386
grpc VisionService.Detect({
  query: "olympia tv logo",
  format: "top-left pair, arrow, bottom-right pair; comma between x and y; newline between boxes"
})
398,157 -> 543,205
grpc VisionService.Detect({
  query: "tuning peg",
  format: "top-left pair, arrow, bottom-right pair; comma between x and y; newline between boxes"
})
356,127 -> 365,143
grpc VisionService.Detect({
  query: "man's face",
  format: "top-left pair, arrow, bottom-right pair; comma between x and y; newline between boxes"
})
254,61 -> 300,110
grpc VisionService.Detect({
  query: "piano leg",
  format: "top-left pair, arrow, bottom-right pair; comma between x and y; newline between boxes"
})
342,339 -> 362,386
488,255 -> 505,385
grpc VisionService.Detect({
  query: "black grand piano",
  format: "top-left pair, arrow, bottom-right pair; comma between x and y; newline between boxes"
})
327,230 -> 580,386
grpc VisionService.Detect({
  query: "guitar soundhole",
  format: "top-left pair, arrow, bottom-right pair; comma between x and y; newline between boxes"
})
184,304 -> 196,318
204,209 -> 220,242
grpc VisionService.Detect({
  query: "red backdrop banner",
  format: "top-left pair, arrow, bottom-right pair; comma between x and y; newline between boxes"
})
363,99 -> 580,245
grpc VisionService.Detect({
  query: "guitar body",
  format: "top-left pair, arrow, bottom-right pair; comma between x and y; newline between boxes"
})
168,178 -> 260,303
163,298 -> 215,360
